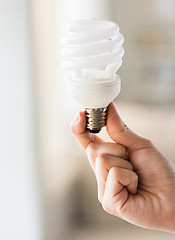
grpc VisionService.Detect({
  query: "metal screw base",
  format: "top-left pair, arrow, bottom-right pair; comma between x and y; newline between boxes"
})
84,107 -> 108,134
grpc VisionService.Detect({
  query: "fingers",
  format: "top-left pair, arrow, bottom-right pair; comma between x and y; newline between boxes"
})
70,111 -> 103,150
102,167 -> 138,215
86,141 -> 134,204
95,154 -> 133,202
70,102 -> 153,152
86,142 -> 128,171
106,102 -> 153,151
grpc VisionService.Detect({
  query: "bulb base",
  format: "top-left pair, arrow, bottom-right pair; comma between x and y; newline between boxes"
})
84,107 -> 108,134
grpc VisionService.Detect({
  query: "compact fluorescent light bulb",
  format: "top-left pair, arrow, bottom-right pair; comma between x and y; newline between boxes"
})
62,19 -> 124,133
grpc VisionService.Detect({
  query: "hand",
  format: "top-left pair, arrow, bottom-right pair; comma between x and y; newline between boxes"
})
70,102 -> 175,233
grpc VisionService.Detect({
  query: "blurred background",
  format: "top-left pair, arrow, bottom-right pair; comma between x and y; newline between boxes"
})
1,0 -> 175,239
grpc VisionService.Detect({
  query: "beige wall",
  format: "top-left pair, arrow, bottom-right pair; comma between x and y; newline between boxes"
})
0,1 -> 42,239
30,1 -> 175,239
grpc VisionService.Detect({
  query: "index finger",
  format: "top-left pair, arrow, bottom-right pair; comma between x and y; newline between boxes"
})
70,110 -> 103,150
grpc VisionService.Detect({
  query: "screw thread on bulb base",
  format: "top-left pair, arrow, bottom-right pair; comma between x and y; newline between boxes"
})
84,107 -> 108,134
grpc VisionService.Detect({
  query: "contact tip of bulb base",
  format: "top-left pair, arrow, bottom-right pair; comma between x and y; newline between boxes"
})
84,107 -> 108,134
89,129 -> 101,134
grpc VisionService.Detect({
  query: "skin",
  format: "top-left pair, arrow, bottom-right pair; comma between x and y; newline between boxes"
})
70,102 -> 175,233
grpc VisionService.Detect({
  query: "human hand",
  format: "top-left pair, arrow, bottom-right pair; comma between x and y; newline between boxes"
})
70,102 -> 175,233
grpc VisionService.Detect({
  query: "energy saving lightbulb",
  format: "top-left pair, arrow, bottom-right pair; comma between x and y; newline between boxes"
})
62,19 -> 124,133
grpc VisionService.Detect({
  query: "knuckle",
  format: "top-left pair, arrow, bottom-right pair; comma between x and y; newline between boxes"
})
102,197 -> 114,215
115,143 -> 128,159
98,153 -> 107,159
130,171 -> 138,185
110,167 -> 119,176
142,138 -> 153,147
119,145 -> 127,155
102,200 -> 111,213
127,162 -> 134,171
86,142 -> 97,155
108,167 -> 120,181
97,153 -> 108,165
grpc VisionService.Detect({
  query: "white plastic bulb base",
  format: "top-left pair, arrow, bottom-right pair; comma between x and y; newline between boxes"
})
67,75 -> 121,133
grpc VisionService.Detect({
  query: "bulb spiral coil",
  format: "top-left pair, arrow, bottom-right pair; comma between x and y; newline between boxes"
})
62,19 -> 124,78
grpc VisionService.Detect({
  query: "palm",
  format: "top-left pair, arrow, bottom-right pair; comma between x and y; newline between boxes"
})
119,146 -> 175,230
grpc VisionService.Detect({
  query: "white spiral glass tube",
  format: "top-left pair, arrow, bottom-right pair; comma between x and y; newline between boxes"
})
62,19 -> 124,133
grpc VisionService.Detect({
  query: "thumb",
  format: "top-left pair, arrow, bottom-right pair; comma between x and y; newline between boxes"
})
106,102 -> 152,151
